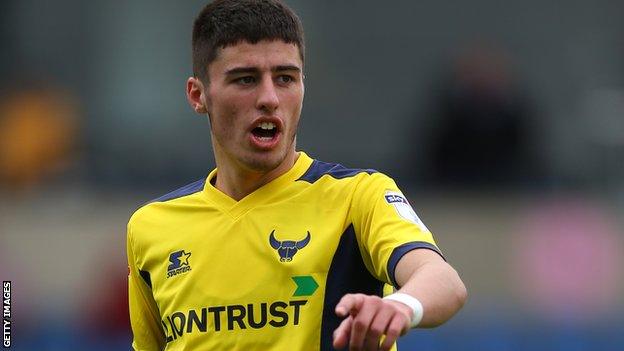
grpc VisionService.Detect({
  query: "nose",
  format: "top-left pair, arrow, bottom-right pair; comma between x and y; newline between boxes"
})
256,76 -> 279,113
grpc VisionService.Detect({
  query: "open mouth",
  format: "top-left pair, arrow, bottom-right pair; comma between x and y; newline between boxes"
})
251,122 -> 278,140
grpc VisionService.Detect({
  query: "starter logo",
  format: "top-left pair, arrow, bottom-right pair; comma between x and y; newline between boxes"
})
167,250 -> 192,278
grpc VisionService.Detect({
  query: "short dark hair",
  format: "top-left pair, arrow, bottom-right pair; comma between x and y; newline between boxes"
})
192,0 -> 305,81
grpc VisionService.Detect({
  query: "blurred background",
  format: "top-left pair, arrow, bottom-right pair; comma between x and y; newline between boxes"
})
1,0 -> 623,350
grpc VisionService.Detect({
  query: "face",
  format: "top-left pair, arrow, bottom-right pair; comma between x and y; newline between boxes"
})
188,40 -> 304,174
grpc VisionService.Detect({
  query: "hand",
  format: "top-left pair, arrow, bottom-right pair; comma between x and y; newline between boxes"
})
332,293 -> 412,351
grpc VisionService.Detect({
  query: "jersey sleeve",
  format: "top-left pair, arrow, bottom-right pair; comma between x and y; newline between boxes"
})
351,173 -> 444,288
127,221 -> 166,351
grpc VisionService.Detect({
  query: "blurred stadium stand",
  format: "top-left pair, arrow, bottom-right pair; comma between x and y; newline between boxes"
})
1,0 -> 623,350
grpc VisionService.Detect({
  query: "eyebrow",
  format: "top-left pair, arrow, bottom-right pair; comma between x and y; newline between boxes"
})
224,65 -> 302,76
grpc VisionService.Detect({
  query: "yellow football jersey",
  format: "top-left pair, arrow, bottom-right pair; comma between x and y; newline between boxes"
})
127,152 -> 442,351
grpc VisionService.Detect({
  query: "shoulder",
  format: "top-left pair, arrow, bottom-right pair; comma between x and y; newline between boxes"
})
296,158 -> 378,184
128,178 -> 207,226
296,156 -> 401,207
147,178 -> 206,203
296,156 -> 400,194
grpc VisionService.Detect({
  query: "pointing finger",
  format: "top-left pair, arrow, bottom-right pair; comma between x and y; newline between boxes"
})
379,313 -> 409,351
335,294 -> 364,317
365,305 -> 394,350
349,296 -> 382,350
332,315 -> 353,349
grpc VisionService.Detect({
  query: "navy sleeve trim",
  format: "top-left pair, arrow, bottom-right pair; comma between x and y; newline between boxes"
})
387,242 -> 445,288
297,159 -> 376,184
149,178 -> 206,203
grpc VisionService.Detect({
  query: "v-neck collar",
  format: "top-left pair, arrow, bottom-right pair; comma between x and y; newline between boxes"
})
202,152 -> 313,219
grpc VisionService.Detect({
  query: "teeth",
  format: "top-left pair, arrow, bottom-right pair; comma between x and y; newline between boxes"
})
258,122 -> 276,130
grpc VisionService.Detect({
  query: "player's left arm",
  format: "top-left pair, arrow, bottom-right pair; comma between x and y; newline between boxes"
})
394,248 -> 467,327
332,248 -> 466,350
333,173 -> 467,350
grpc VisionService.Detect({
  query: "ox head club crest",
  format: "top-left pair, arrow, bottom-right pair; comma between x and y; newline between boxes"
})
269,230 -> 311,262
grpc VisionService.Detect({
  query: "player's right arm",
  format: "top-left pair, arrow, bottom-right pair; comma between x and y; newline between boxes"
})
127,221 -> 166,351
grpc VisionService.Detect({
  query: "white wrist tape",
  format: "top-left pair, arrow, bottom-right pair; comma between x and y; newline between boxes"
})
383,293 -> 424,328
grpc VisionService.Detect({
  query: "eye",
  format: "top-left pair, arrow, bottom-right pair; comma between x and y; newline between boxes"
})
276,75 -> 295,85
234,76 -> 256,85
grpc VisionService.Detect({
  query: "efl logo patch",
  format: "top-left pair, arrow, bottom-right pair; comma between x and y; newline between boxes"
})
384,191 -> 429,232
167,250 -> 192,278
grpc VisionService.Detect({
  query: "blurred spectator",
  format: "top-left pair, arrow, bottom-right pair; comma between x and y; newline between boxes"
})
79,250 -> 131,348
510,196 -> 623,323
0,85 -> 80,193
424,44 -> 538,188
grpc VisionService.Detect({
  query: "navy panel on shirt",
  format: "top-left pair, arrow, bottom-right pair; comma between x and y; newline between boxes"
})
320,224 -> 384,351
297,159 -> 376,184
149,179 -> 206,203
139,270 -> 152,289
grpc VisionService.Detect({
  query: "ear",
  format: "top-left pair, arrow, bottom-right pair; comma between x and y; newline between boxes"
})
186,77 -> 207,114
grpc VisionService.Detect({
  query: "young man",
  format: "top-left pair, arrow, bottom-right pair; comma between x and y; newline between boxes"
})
127,1 -> 467,350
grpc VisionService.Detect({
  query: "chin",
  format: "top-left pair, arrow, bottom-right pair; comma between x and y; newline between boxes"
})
242,151 -> 287,173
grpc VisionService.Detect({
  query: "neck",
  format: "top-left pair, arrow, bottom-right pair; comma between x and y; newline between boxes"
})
214,151 -> 299,201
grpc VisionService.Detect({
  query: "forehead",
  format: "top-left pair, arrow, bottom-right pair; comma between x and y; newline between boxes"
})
209,40 -> 302,74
